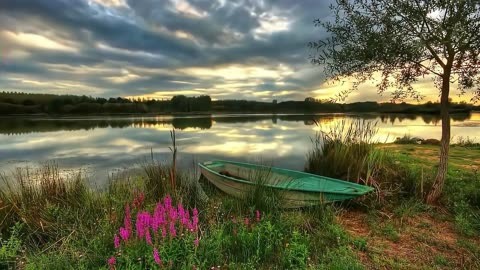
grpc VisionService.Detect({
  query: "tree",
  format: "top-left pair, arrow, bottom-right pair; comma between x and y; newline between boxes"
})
171,95 -> 189,112
310,0 -> 480,203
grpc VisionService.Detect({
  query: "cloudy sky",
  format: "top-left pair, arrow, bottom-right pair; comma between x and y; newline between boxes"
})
0,0 -> 465,102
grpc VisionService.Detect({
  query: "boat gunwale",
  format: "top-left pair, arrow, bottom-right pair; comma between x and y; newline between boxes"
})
198,160 -> 374,195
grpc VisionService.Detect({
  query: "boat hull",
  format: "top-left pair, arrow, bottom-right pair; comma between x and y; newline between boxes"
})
199,163 -> 366,208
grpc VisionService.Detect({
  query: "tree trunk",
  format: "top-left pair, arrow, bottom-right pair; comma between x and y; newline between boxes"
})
426,73 -> 451,204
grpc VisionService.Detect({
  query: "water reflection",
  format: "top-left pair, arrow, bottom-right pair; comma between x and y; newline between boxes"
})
0,113 -> 478,186
0,113 -> 472,135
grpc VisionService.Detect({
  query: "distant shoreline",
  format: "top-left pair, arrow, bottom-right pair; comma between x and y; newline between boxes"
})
1,91 -> 477,116
0,109 -> 476,118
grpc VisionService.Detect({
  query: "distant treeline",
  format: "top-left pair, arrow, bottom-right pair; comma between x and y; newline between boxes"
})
0,91 -> 477,115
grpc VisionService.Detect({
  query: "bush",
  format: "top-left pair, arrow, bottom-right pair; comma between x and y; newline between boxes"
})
283,231 -> 309,269
0,223 -> 23,262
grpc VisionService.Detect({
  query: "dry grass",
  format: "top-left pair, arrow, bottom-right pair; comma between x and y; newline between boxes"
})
339,210 -> 480,269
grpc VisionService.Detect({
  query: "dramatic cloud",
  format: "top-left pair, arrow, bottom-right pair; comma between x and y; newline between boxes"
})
0,0 -> 460,102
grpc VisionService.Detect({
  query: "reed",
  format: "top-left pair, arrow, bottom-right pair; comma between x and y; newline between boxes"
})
0,163 -> 91,245
241,166 -> 286,213
306,119 -> 380,182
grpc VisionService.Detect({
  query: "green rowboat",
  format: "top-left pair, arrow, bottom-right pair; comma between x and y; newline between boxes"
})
199,160 -> 374,208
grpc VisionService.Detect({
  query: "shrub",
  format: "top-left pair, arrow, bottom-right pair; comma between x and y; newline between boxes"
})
283,231 -> 309,269
394,134 -> 422,144
0,223 -> 23,262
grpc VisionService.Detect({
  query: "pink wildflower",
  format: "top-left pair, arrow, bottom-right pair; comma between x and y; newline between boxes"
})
152,202 -> 166,232
124,204 -> 132,236
136,211 -> 151,238
194,237 -> 199,247
119,227 -> 130,241
256,210 -> 261,222
178,204 -> 185,218
145,230 -> 153,245
192,208 -> 199,231
161,225 -> 167,238
169,221 -> 177,237
153,248 -> 162,265
244,217 -> 250,226
113,234 -> 120,249
168,206 -> 178,221
107,256 -> 116,269
164,195 -> 172,210
132,191 -> 145,209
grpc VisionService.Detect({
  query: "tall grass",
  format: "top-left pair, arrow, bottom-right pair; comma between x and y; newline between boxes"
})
139,129 -> 208,208
306,119 -> 421,203
143,160 -> 207,208
241,166 -> 285,213
454,136 -> 480,148
306,119 -> 381,183
0,163 -> 91,244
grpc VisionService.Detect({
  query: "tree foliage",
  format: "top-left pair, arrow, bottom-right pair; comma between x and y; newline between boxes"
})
310,0 -> 480,102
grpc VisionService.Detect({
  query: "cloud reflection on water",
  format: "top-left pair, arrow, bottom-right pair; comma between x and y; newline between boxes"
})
0,113 -> 478,185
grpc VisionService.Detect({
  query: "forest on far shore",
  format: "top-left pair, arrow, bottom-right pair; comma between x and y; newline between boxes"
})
0,91 -> 477,115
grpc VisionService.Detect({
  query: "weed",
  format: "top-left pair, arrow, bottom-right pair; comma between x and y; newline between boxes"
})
352,237 -> 368,252
282,230 -> 309,269
454,136 -> 480,148
381,223 -> 400,242
453,200 -> 480,237
241,167 -> 285,214
433,254 -> 448,266
0,223 -> 23,262
393,199 -> 428,221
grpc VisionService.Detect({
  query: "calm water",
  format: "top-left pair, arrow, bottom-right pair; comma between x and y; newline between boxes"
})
1,113 -> 479,184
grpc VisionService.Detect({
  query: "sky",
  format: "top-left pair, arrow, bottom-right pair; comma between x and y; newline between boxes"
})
0,0 -> 469,102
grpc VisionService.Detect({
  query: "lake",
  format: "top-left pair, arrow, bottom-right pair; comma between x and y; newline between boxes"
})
1,113 -> 479,184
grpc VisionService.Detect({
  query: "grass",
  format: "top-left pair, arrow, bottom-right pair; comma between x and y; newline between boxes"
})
304,121 -> 480,269
0,125 -> 479,269
0,162 -> 365,269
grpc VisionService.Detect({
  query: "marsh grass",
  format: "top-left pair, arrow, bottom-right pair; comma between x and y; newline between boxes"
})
454,136 -> 480,148
0,163 -> 91,244
306,119 -> 380,182
241,166 -> 285,213
307,120 -> 400,203
142,159 -> 207,208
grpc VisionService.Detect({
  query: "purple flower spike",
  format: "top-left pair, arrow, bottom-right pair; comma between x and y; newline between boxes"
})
124,204 -> 132,232
161,225 -> 167,238
153,248 -> 162,265
164,195 -> 172,210
114,234 -> 120,249
169,221 -> 177,237
136,211 -> 152,238
107,256 -> 116,269
145,230 -> 153,245
119,227 -> 130,241
192,208 -> 199,231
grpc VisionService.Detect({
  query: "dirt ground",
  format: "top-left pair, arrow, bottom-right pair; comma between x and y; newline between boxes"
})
338,210 -> 480,269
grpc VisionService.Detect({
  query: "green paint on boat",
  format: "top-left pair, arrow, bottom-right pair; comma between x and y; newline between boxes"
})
199,160 -> 374,208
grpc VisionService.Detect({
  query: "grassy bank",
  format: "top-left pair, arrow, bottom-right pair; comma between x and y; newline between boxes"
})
0,163 -> 363,269
1,129 -> 479,269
